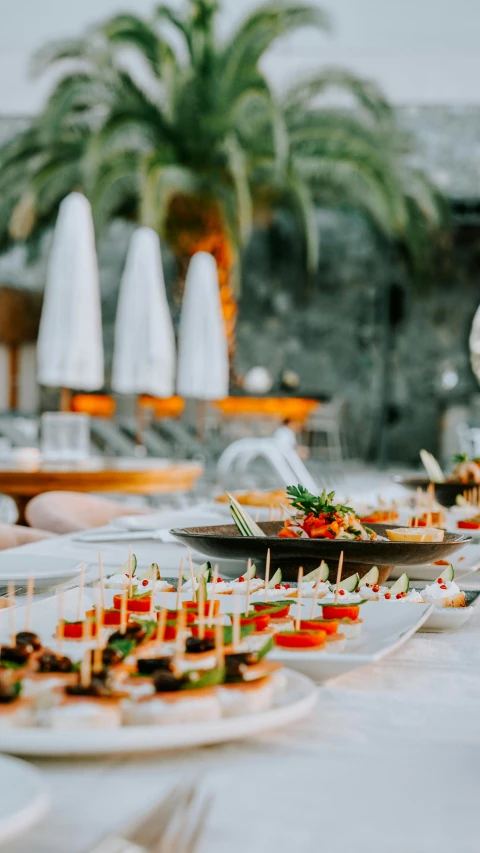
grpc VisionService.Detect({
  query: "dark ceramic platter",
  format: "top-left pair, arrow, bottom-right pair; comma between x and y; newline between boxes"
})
171,521 -> 471,584
394,476 -> 471,508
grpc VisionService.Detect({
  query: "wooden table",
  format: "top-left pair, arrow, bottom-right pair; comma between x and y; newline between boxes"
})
0,458 -> 203,523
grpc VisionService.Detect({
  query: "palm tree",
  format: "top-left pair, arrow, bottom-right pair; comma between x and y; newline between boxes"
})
0,0 -> 445,356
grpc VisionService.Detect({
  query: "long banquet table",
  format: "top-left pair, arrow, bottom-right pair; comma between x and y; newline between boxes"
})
5,530 -> 480,853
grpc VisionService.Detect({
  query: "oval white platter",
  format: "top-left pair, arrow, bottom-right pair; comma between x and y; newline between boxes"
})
0,755 -> 49,844
0,669 -> 316,758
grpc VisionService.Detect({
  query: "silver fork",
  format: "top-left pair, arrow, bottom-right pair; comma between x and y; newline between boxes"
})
87,782 -> 212,853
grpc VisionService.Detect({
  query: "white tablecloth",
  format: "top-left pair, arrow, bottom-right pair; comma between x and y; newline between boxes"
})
4,532 -> 480,853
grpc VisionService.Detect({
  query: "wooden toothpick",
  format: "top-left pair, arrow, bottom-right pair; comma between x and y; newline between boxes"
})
233,596 -> 241,649
156,608 -> 167,653
334,552 -> 344,604
76,561 -> 86,621
215,617 -> 224,669
128,547 -> 133,598
208,564 -> 219,627
120,583 -> 128,635
198,569 -> 205,640
295,567 -> 303,631
264,548 -> 271,603
310,561 -> 327,618
80,648 -> 92,688
150,562 -> 156,617
57,585 -> 65,656
98,550 -> 105,610
187,549 -> 196,603
176,556 -> 184,612
93,584 -> 104,674
173,609 -> 186,676
245,558 -> 252,617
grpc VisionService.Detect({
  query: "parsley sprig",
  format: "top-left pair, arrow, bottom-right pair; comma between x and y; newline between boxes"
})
286,485 -> 355,518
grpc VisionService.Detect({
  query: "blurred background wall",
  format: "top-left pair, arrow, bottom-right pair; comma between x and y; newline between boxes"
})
0,0 -> 480,463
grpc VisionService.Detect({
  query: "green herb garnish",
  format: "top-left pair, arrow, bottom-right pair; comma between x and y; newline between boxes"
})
286,485 -> 355,518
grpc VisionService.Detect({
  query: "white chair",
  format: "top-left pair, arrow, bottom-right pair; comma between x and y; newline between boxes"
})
217,438 -> 319,492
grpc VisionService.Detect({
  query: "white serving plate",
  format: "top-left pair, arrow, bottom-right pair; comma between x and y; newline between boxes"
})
390,543 -> 480,581
269,601 -> 432,682
0,554 -> 82,590
0,669 -> 316,757
0,755 -> 49,844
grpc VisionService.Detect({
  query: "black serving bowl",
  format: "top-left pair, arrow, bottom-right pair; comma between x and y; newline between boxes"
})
394,476 -> 471,508
171,522 -> 471,584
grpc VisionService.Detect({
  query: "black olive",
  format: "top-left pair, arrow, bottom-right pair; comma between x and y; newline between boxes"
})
0,645 -> 30,665
0,676 -> 20,704
66,673 -> 114,698
37,651 -> 73,673
153,670 -> 182,692
224,652 -> 258,678
185,636 -> 215,654
137,657 -> 173,675
16,631 -> 42,652
102,646 -> 124,667
109,623 -> 146,645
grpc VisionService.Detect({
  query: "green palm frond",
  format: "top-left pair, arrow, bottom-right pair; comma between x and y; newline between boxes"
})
223,134 -> 254,243
30,36 -> 93,76
141,162 -> 203,229
0,0 -> 445,280
101,13 -> 175,70
221,4 -> 330,100
288,166 -> 319,273
284,68 -> 393,125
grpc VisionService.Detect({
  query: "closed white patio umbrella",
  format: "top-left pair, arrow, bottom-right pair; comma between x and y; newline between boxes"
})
112,227 -> 175,397
177,252 -> 229,401
37,192 -> 104,408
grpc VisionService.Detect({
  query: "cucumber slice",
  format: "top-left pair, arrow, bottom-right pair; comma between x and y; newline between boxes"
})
338,573 -> 359,592
230,503 -> 250,537
119,554 -> 137,576
182,561 -> 212,582
229,494 -> 266,537
268,569 -> 282,588
389,572 -> 410,594
360,566 -> 379,586
194,561 -> 212,581
303,561 -> 329,583
198,570 -> 209,603
439,564 -> 454,583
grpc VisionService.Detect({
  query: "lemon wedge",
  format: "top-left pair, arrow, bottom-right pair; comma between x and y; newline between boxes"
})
386,527 -> 445,543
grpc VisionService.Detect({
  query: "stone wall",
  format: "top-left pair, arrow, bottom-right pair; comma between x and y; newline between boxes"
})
0,108 -> 480,463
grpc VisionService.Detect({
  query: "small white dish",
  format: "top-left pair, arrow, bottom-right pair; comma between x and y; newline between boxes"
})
420,589 -> 480,632
0,554 -> 82,590
0,755 -> 49,844
270,601 -> 432,682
